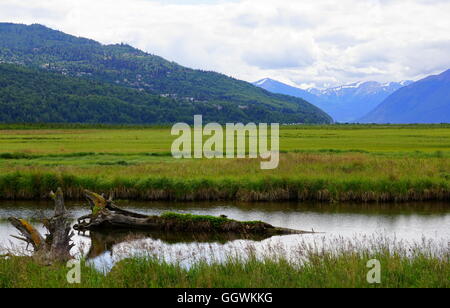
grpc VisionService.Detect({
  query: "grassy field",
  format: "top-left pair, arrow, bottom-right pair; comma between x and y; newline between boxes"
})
1,125 -> 448,288
1,124 -> 450,154
1,237 -> 448,288
0,124 -> 449,202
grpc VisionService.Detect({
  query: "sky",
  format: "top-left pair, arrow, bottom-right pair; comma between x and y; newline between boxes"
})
0,0 -> 449,89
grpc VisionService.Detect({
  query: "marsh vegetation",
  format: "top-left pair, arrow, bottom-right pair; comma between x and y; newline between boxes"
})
1,234 -> 448,288
0,124 -> 448,288
0,125 -> 448,202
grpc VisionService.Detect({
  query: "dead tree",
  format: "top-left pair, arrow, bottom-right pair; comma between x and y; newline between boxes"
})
74,190 -> 314,236
8,188 -> 74,263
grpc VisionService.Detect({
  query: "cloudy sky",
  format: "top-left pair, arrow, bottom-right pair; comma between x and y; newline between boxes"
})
1,0 -> 449,88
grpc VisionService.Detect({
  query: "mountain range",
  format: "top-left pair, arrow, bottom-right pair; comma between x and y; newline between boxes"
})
359,69 -> 450,124
253,78 -> 413,122
0,23 -> 332,124
1,23 -> 447,125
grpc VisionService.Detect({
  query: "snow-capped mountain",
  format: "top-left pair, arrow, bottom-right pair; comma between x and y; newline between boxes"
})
359,70 -> 450,124
254,78 -> 413,122
253,78 -> 323,106
309,81 -> 413,98
308,80 -> 413,122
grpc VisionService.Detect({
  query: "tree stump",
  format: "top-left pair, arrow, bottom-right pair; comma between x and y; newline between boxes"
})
8,188 -> 74,263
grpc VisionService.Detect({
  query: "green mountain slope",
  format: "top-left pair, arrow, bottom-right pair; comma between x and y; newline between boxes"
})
1,63 -> 331,124
0,23 -> 332,124
0,64 -> 187,123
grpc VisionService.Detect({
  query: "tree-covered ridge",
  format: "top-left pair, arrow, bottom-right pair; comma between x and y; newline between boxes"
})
0,23 -> 332,124
0,64 -> 324,124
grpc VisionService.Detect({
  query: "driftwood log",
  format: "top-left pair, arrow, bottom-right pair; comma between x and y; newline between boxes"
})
74,190 -> 313,236
7,188 -> 315,262
74,190 -> 312,236
8,188 -> 74,263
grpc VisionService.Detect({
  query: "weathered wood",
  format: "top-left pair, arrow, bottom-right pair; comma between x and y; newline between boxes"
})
45,189 -> 75,260
74,190 -> 315,236
8,188 -> 74,262
8,217 -> 44,251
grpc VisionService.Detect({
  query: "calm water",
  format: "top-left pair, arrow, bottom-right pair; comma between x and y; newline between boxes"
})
1,200 -> 449,271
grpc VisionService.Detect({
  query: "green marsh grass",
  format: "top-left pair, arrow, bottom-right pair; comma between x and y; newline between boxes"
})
1,124 -> 450,154
0,125 -> 449,201
0,235 -> 448,288
0,152 -> 448,201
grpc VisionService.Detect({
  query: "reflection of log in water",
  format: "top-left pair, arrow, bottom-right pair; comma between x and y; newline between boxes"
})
85,230 -> 276,259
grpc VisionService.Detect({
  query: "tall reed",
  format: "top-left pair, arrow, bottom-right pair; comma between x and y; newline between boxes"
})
0,171 -> 448,202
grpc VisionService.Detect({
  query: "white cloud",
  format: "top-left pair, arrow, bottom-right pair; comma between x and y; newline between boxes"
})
0,0 -> 449,88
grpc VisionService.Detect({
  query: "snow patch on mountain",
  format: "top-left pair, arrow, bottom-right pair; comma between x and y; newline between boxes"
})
254,78 -> 414,123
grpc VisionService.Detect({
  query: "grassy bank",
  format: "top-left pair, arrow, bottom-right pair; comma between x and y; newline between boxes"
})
1,239 -> 448,288
0,170 -> 448,202
0,125 -> 449,202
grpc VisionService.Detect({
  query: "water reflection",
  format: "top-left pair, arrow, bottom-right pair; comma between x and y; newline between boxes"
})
84,230 -> 273,259
1,200 -> 449,271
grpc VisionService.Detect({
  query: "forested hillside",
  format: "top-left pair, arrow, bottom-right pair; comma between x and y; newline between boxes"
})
0,64 -> 328,124
0,23 -> 332,124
